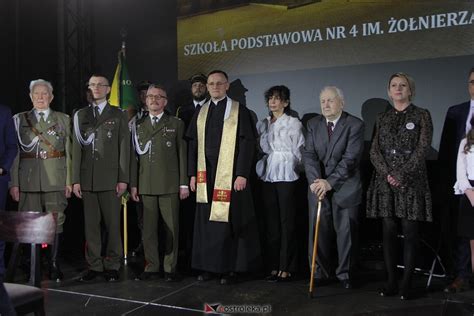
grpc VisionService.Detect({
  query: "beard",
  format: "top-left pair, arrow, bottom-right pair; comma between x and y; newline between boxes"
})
193,92 -> 207,102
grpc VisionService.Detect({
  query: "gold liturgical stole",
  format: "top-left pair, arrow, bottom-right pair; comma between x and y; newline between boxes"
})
196,98 -> 239,222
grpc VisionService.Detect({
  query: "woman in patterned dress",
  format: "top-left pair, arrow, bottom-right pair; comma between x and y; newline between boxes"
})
367,73 -> 433,300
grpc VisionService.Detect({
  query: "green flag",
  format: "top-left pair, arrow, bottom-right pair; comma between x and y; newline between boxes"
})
109,51 -> 138,110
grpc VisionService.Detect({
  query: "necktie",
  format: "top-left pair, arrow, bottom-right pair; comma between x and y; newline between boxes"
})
327,121 -> 334,139
152,116 -> 159,129
38,112 -> 46,128
94,106 -> 100,118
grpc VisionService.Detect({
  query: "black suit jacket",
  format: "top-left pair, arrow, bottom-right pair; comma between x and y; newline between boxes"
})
303,111 -> 365,208
438,101 -> 470,186
177,100 -> 207,130
0,105 -> 17,183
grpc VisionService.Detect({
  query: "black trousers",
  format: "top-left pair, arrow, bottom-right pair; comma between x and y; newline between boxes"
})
262,181 -> 297,272
382,217 -> 419,289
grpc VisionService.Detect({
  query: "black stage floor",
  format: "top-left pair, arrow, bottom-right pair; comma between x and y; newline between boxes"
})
20,258 -> 474,316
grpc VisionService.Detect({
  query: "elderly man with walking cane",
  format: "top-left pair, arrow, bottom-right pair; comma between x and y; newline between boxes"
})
303,86 -> 364,290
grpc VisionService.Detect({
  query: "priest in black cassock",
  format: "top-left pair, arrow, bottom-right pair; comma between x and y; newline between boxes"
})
187,70 -> 261,285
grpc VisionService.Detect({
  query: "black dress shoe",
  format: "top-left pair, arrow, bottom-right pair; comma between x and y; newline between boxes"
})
277,274 -> 293,283
49,261 -> 64,282
131,243 -> 144,257
265,274 -> 279,282
340,279 -> 352,289
104,270 -> 120,282
197,272 -> 212,281
136,271 -> 160,281
220,273 -> 237,285
399,287 -> 411,300
165,273 -> 179,282
444,277 -> 470,293
379,285 -> 398,297
79,270 -> 101,282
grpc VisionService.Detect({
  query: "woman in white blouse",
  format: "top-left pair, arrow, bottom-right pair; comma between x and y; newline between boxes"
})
454,128 -> 474,274
256,85 -> 305,282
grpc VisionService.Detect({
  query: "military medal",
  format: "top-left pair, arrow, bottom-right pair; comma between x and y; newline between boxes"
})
107,130 -> 113,138
405,122 -> 415,130
47,129 -> 56,136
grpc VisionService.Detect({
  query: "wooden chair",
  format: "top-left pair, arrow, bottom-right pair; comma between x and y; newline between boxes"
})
0,211 -> 56,316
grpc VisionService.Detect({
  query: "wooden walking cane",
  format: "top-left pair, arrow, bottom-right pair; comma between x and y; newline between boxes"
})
309,199 -> 322,298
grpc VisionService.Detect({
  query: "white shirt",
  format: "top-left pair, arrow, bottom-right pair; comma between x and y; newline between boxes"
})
256,113 -> 305,182
149,112 -> 164,124
92,100 -> 107,116
325,113 -> 342,130
35,108 -> 51,122
454,138 -> 474,194
193,99 -> 206,108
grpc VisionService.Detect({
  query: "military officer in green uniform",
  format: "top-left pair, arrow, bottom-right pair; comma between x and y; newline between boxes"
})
9,79 -> 72,282
130,84 -> 188,281
72,74 -> 130,282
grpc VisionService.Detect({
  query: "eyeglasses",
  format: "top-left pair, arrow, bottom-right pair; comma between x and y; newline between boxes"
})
207,81 -> 227,87
146,95 -> 167,100
88,83 -> 109,88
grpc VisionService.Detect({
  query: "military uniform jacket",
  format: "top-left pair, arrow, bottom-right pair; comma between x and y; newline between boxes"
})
130,113 -> 187,195
10,109 -> 72,192
72,104 -> 130,191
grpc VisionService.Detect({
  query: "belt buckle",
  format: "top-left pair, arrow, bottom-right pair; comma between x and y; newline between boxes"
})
39,150 -> 48,159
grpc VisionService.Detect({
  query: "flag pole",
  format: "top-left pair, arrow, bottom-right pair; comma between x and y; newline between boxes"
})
120,28 -> 129,265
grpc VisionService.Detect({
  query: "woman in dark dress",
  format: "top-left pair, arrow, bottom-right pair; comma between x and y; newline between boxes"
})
367,72 -> 433,300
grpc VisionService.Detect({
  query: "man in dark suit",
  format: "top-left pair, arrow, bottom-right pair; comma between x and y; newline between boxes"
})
441,67 -> 474,293
176,73 -> 208,128
72,74 -> 130,282
0,104 -> 17,315
130,84 -> 188,281
303,86 -> 364,289
175,73 -> 208,272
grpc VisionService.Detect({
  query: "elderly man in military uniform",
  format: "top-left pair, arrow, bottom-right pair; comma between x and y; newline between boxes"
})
72,74 -> 130,282
130,84 -> 188,281
9,79 -> 72,282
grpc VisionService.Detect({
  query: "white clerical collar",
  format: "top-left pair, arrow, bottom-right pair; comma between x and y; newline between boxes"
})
92,100 -> 107,114
210,96 -> 227,104
149,112 -> 164,122
470,99 -> 474,108
35,108 -> 51,121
